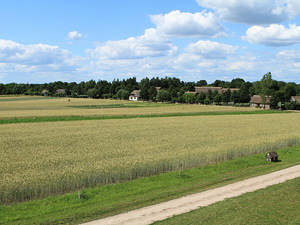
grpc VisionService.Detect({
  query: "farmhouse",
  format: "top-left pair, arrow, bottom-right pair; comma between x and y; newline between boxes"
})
129,87 -> 161,101
56,89 -> 66,94
220,88 -> 240,93
291,96 -> 300,103
41,89 -> 49,96
129,90 -> 141,101
250,95 -> 271,109
194,87 -> 240,94
195,87 -> 222,94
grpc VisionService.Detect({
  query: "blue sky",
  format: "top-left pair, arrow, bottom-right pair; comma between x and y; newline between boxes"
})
1,0 -> 300,84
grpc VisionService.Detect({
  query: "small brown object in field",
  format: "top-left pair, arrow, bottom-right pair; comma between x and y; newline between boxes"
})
266,151 -> 278,162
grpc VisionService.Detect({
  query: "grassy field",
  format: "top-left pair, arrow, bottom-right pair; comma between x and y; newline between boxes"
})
1,98 -> 300,204
154,177 -> 300,225
1,146 -> 299,225
0,95 -> 258,118
1,96 -> 300,224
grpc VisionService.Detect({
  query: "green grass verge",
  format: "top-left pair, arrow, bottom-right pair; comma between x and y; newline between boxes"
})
1,146 -> 299,225
154,178 -> 300,225
0,110 -> 290,124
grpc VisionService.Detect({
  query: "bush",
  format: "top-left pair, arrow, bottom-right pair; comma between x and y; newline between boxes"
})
285,101 -> 300,110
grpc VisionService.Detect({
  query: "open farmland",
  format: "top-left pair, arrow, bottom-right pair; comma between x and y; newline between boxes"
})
0,96 -> 258,119
1,96 -> 300,204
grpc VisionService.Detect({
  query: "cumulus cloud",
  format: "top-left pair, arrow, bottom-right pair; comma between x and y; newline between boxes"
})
67,30 -> 84,40
286,0 -> 300,18
243,24 -> 300,46
196,0 -> 297,24
150,10 -> 226,38
0,39 -> 82,66
185,40 -> 238,59
276,50 -> 300,61
88,28 -> 178,60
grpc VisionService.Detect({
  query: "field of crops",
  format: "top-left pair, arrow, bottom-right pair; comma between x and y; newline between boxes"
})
1,96 -> 300,204
0,95 -> 257,118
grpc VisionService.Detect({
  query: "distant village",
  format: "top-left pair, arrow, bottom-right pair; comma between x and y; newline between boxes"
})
1,73 -> 300,110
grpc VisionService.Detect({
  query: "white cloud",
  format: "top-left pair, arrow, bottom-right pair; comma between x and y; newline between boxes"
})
276,50 -> 300,61
243,24 -> 300,46
286,0 -> 300,18
196,0 -> 295,24
150,10 -> 226,38
0,39 -> 82,69
88,28 -> 178,60
185,40 -> 238,59
67,31 -> 84,40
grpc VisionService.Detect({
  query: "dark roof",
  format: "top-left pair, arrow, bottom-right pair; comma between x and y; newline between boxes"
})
195,87 -> 222,94
220,88 -> 239,93
130,90 -> 140,98
195,87 -> 240,94
250,95 -> 271,104
56,89 -> 66,94
266,151 -> 278,158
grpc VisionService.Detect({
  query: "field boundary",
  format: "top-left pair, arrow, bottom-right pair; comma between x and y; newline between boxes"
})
82,164 -> 300,225
0,110 -> 290,124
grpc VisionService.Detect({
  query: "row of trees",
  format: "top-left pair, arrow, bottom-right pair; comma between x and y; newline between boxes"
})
1,73 -> 300,108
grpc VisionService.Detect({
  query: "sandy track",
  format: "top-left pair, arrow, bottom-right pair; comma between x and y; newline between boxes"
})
82,165 -> 300,225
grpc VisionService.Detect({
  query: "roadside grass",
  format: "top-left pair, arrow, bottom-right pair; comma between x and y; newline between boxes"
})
1,146 -> 299,225
154,178 -> 300,225
0,109 -> 290,124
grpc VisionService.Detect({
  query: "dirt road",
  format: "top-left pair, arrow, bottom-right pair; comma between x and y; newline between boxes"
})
82,164 -> 300,225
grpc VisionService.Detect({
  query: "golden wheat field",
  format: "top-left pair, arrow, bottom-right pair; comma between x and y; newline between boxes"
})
0,96 -> 257,118
1,101 -> 300,204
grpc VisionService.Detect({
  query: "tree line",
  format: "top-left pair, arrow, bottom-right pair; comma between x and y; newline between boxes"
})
1,73 -> 300,109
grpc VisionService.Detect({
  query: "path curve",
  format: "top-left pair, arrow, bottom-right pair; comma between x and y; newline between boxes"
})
82,164 -> 300,225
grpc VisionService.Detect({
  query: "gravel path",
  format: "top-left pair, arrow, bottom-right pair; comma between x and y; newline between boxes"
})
82,164 -> 300,225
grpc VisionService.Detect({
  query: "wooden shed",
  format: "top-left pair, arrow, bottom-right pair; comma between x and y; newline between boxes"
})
265,151 -> 278,162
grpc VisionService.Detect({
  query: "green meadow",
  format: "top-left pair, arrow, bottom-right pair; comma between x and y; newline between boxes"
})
0,96 -> 299,224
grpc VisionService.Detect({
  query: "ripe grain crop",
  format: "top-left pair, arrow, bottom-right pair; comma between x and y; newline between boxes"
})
0,96 -> 257,119
1,113 -> 300,204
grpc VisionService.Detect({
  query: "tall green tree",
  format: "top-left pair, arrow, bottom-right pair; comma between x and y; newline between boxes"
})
259,72 -> 274,108
87,88 -> 99,98
231,90 -> 239,105
230,78 -> 245,88
195,80 -> 207,86
148,86 -> 158,101
139,78 -> 150,101
116,89 -> 130,100
156,89 -> 171,103
207,90 -> 214,103
221,89 -> 231,105
213,93 -> 222,105
196,92 -> 206,104
238,83 -> 250,103
183,93 -> 196,104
